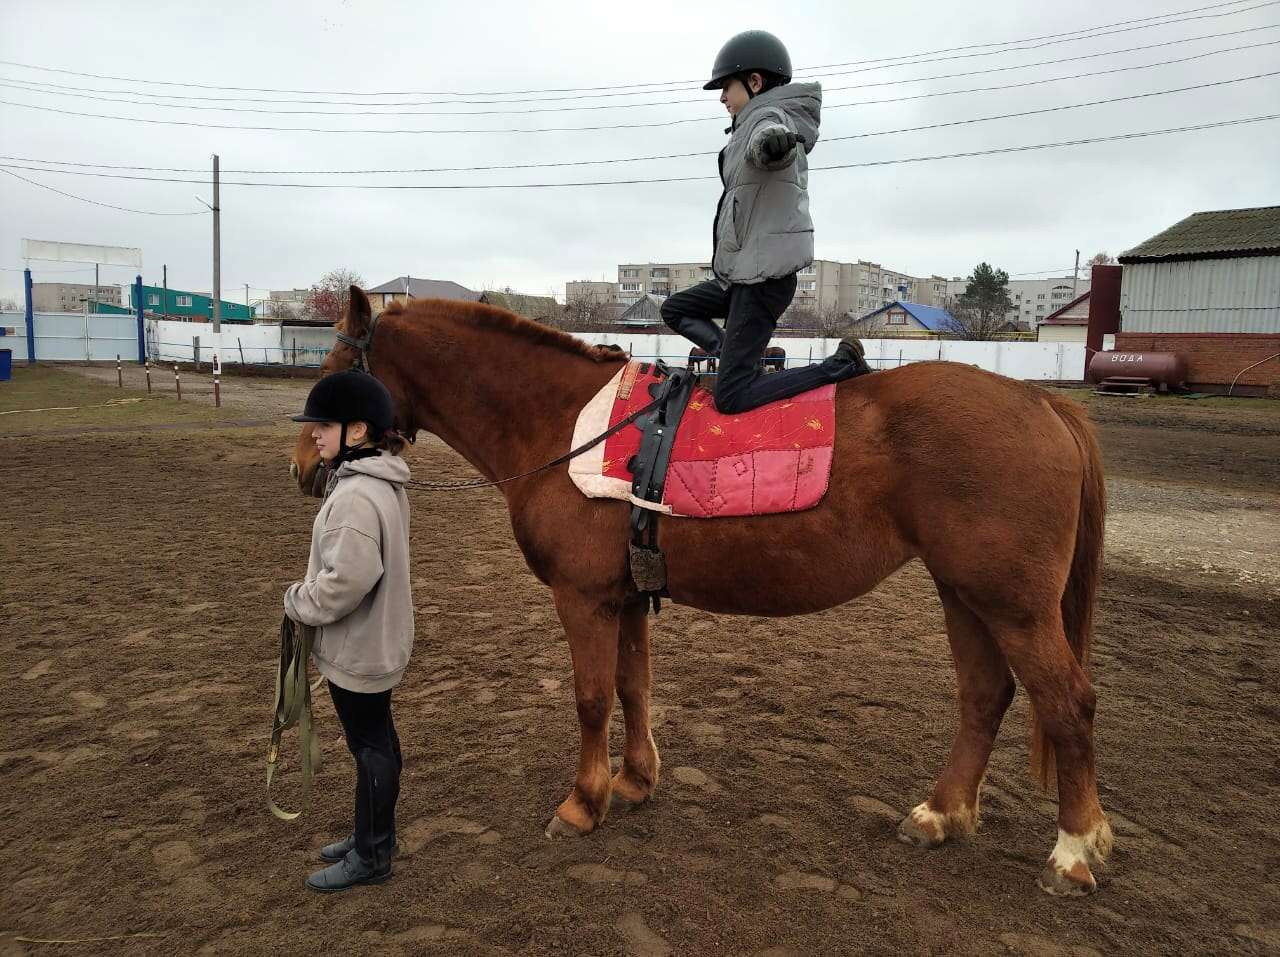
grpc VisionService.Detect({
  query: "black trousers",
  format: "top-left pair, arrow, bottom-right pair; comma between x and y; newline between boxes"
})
328,681 -> 401,770
660,276 -> 856,414
328,681 -> 401,860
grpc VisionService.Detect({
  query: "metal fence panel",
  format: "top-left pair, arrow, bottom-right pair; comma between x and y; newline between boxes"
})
1121,257 -> 1280,333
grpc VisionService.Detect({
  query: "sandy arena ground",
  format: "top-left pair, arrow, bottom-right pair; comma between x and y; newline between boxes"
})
2,365 -> 1277,956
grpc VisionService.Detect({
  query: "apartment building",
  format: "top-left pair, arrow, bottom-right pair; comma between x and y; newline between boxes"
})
565,280 -> 619,304
944,275 -> 1090,329
614,259 -> 945,316
31,282 -> 124,313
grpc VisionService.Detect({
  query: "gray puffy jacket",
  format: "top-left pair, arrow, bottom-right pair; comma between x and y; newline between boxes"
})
712,81 -> 821,286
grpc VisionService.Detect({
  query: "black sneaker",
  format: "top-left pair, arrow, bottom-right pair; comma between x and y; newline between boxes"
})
834,336 -> 865,361
834,337 -> 873,376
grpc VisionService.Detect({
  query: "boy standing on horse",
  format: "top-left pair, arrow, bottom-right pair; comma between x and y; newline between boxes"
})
662,30 -> 872,413
285,370 -> 413,892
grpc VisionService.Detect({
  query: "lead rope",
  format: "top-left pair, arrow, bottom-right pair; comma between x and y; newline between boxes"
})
266,615 -> 325,820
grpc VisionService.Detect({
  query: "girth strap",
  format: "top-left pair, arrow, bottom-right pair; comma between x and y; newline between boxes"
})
266,615 -> 325,821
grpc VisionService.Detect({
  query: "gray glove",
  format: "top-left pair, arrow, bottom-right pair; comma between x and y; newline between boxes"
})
760,128 -> 797,161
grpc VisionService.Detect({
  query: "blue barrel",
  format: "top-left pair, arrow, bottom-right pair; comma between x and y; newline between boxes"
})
0,349 -> 11,381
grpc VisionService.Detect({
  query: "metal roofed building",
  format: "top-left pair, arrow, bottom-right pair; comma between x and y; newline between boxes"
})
1115,206 -> 1280,395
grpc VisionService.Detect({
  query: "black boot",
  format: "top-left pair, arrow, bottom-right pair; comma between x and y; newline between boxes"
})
670,317 -> 725,358
318,832 -> 400,863
306,748 -> 399,892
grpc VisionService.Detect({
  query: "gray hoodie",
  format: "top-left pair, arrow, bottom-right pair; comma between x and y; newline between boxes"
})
712,81 -> 822,286
284,451 -> 413,693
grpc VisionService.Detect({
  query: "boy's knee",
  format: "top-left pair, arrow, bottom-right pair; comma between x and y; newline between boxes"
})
712,382 -> 747,414
659,297 -> 680,327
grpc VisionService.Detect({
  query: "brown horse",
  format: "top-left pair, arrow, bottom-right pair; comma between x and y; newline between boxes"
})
688,346 -> 717,373
291,287 -> 1113,895
760,345 -> 786,372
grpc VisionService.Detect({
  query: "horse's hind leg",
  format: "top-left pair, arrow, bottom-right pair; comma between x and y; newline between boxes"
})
899,581 -> 1015,848
610,602 -> 661,811
973,600 -> 1112,895
544,590 -> 618,839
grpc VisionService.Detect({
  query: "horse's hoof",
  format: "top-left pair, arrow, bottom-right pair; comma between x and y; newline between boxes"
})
544,814 -> 588,840
609,791 -> 646,813
1037,861 -> 1096,896
897,804 -> 947,848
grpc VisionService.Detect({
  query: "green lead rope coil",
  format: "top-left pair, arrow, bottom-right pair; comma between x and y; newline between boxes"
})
266,615 -> 325,820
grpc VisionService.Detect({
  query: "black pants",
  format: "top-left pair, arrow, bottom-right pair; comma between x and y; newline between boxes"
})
328,682 -> 401,768
661,276 -> 858,414
328,681 -> 401,860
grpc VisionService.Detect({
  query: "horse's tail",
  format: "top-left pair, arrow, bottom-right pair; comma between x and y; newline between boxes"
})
1031,396 -> 1106,791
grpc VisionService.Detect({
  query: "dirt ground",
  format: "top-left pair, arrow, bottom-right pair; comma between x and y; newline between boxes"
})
2,367 -> 1277,956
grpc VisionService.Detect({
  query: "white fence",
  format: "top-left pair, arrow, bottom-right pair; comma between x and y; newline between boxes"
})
145,320 -> 343,368
0,312 -> 1088,382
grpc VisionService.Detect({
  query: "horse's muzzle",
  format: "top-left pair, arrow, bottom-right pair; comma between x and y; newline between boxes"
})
291,460 -> 329,499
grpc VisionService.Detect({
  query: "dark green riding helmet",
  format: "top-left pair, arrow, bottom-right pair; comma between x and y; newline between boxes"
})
292,369 -> 395,436
703,30 -> 793,90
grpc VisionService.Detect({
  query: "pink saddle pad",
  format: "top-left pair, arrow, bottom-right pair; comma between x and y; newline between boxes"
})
568,362 -> 835,518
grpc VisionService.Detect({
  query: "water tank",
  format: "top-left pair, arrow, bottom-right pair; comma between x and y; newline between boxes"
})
1088,351 -> 1188,392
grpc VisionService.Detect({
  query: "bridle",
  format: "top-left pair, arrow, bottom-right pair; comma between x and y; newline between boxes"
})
325,311 -> 663,493
334,311 -> 379,373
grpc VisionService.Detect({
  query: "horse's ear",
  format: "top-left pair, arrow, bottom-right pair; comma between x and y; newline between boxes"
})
348,285 -> 372,331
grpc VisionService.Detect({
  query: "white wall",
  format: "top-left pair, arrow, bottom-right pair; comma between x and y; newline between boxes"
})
584,332 -> 1086,381
146,319 -> 286,366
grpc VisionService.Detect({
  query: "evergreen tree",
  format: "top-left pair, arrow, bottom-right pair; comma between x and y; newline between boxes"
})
944,262 -> 1014,339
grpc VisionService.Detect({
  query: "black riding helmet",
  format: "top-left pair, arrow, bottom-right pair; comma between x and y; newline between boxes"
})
292,369 -> 395,437
703,30 -> 793,91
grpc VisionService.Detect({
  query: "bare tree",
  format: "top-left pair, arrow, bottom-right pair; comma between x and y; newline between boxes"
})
942,296 -> 1013,340
550,292 -> 607,334
1084,252 -> 1117,270
0,296 -> 19,311
302,267 -> 365,324
781,302 -> 867,338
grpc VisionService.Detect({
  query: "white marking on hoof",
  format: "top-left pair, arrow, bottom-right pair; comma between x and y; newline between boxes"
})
897,801 -> 948,847
1039,820 -> 1113,895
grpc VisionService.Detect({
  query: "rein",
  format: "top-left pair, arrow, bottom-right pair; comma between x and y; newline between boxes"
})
334,310 -> 659,494
400,390 -> 665,492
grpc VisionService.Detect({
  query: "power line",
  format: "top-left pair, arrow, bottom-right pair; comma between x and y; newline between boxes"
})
5,70 -> 1274,177
0,168 -> 205,215
3,21 -> 1275,113
3,23 -> 1274,116
0,0 -> 1270,99
2,115 -> 1272,191
824,38 -> 1280,110
4,38 -> 1277,136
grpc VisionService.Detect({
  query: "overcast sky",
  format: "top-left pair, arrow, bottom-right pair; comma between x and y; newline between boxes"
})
2,0 -> 1277,306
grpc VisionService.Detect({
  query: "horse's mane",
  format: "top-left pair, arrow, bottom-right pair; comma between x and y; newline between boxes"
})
372,296 -> 622,364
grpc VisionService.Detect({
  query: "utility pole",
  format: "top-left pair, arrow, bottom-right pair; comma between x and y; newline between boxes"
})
212,155 -> 221,340
163,264 -> 168,319
245,282 -> 250,319
1072,249 -> 1080,298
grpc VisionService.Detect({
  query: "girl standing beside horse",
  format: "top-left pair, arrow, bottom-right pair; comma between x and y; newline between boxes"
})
284,370 -> 413,893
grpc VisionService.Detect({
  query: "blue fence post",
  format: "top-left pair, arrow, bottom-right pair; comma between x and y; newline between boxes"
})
23,267 -> 35,364
135,275 -> 145,363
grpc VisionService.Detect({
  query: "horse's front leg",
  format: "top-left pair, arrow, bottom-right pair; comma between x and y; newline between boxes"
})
610,601 -> 660,811
544,589 -> 619,838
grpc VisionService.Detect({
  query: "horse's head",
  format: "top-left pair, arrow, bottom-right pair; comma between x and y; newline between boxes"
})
289,285 -> 417,497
